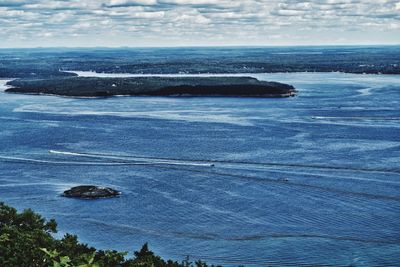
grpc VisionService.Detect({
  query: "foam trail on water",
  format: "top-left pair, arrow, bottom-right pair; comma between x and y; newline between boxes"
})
50,150 -> 400,174
0,79 -> 13,92
357,86 -> 379,96
0,155 -> 140,165
49,150 -> 213,167
311,116 -> 400,121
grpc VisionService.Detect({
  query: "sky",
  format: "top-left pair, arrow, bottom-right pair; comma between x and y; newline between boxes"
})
0,0 -> 399,48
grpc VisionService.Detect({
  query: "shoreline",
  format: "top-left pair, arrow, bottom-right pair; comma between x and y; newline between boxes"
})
63,70 -> 400,78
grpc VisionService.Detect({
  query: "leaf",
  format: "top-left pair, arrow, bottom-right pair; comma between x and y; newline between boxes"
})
40,248 -> 59,258
59,255 -> 71,266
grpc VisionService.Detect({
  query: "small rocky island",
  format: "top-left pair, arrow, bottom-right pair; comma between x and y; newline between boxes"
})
63,185 -> 120,199
6,76 -> 296,97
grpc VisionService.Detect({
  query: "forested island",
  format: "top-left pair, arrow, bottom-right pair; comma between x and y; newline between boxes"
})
6,76 -> 296,97
0,202 -> 219,267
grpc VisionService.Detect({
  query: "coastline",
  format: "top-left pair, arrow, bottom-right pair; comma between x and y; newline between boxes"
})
63,70 -> 400,78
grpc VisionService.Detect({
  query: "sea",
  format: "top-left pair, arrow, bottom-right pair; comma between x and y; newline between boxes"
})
0,72 -> 399,266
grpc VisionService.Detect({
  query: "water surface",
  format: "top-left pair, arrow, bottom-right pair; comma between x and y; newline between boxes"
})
0,73 -> 399,266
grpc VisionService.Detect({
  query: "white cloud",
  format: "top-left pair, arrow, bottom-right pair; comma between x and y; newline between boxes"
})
0,0 -> 399,47
108,0 -> 158,7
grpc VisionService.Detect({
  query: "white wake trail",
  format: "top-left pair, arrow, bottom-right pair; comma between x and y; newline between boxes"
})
0,155 -> 141,165
49,150 -> 213,167
357,86 -> 379,96
0,79 -> 14,92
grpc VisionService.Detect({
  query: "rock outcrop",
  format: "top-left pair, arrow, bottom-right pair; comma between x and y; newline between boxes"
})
63,185 -> 120,199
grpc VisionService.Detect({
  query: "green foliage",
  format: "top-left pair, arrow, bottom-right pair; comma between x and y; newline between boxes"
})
40,248 -> 72,267
0,203 -> 58,266
0,203 -> 223,267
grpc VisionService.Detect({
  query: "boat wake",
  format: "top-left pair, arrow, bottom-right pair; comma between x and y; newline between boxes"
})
49,150 -> 214,167
49,150 -> 400,174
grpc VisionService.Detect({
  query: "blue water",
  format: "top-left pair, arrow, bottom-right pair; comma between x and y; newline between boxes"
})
0,73 -> 399,266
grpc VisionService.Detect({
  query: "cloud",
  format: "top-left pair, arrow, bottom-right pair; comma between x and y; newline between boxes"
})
106,0 -> 158,7
0,0 -> 33,7
0,0 -> 399,47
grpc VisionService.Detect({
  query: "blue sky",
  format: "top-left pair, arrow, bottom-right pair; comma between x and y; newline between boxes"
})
0,0 -> 399,47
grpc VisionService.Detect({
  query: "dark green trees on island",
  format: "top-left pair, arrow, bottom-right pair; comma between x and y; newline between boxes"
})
0,203 -> 220,267
6,77 -> 296,98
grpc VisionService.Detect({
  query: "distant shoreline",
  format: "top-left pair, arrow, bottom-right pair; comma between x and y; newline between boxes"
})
1,47 -> 399,78
63,70 -> 400,78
